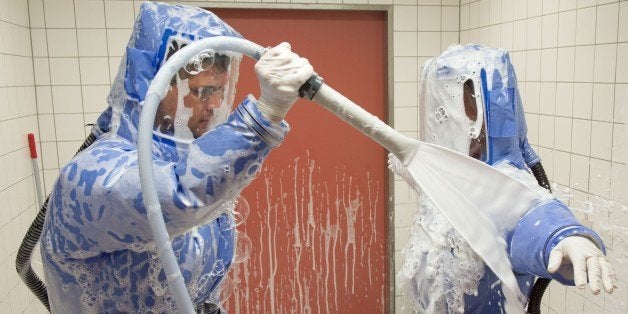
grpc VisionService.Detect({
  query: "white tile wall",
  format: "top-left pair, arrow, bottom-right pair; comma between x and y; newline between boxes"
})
77,29 -> 108,57
49,58 -> 81,85
573,83 -> 593,119
1,0 -> 624,313
51,85 -> 81,113
592,83 -> 614,122
557,47 -> 576,81
617,43 -> 628,83
594,44 -> 617,83
541,50 -> 558,82
0,0 -> 44,311
574,45 -> 595,82
75,1 -> 106,29
595,3 -> 618,45
79,57 -> 111,85
458,0 -> 628,313
526,82 -> 541,113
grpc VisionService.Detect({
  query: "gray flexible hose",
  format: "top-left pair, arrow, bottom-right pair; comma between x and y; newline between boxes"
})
140,36 -> 423,313
138,37 -> 267,314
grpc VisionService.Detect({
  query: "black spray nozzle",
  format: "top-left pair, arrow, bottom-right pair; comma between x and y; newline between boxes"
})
530,162 -> 552,193
298,74 -> 324,100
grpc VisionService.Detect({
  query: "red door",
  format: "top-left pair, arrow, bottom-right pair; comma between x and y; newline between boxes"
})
209,9 -> 389,313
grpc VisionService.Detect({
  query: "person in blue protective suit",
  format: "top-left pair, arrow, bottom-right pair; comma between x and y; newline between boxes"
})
39,2 -> 313,313
395,45 -> 617,313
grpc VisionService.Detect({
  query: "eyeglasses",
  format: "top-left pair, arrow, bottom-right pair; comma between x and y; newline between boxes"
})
189,85 -> 225,103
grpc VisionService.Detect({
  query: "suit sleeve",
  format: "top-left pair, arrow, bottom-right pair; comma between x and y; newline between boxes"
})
508,199 -> 605,285
46,97 -> 287,257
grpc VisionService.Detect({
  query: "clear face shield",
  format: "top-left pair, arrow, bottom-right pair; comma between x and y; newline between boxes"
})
462,79 -> 488,161
422,45 -> 538,168
421,64 -> 489,162
154,37 -> 241,142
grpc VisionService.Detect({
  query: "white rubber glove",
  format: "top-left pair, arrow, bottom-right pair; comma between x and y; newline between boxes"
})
547,236 -> 617,294
254,42 -> 314,122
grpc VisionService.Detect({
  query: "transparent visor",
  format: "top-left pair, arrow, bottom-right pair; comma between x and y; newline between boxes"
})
154,49 -> 241,142
426,76 -> 489,162
462,79 -> 488,161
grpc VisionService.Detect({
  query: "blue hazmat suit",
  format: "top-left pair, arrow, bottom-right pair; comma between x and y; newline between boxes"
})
397,45 -> 606,313
40,2 -> 287,312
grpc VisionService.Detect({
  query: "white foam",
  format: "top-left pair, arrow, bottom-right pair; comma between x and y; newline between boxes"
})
392,150 -> 551,313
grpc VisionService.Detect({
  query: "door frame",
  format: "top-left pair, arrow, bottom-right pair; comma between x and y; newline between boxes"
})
190,3 -> 396,312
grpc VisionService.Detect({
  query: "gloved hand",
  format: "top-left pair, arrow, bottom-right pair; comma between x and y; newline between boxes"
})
548,236 -> 617,294
255,42 -> 314,122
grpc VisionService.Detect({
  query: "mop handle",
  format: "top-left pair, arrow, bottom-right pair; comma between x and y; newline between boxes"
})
27,133 -> 44,208
28,134 -> 37,159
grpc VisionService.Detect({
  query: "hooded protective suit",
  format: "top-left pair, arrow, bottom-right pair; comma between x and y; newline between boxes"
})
40,2 -> 287,312
397,45 -> 606,313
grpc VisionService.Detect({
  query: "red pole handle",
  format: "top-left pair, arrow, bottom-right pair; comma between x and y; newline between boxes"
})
27,133 -> 37,159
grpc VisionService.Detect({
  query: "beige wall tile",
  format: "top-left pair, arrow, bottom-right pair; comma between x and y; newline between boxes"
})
394,5 -> 418,31
570,153 -> 591,191
529,0 -> 543,17
589,158 -> 611,197
612,123 -> 627,164
554,150 -> 572,186
556,82 -> 574,117
526,49 -> 542,81
418,6 -> 441,31
394,57 -> 418,82
590,121 -> 613,160
54,113 -> 85,141
539,115 -> 556,147
46,29 -> 78,57
28,0 -> 45,28
77,29 -> 108,57
616,43 -> 628,83
104,1 -> 135,28
572,118 -> 592,155
541,49 -> 558,82
540,82 -> 557,114
106,28 -> 132,57
30,29 -> 47,57
576,7 -> 596,45
394,31 -> 418,57
51,85 -> 82,113
442,6 -> 459,31
75,1 -> 106,28
49,58 -> 80,85
574,45 -> 595,82
593,44 -> 617,83
592,83 -> 614,122
596,3 -> 619,44
43,0 -> 75,28
557,10 -> 577,47
79,57 -> 110,85
619,1 -> 628,42
527,17 -> 543,50
542,14 -> 559,48
81,85 -> 110,113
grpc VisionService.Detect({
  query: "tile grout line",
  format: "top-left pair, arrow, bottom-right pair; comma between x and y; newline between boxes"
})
40,0 -> 62,183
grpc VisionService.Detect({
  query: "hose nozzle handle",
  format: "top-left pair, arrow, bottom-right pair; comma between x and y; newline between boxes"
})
298,74 -> 324,100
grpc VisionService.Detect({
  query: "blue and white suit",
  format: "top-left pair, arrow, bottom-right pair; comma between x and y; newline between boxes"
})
40,2 -> 286,313
399,45 -> 606,313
